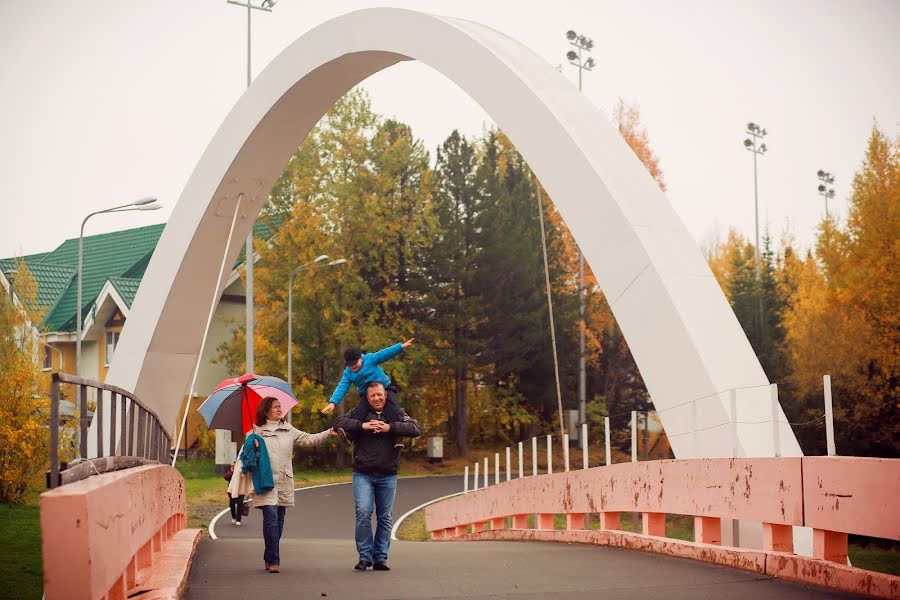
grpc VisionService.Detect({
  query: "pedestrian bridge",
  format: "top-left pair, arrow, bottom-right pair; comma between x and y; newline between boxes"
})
34,6 -> 900,599
39,432 -> 899,598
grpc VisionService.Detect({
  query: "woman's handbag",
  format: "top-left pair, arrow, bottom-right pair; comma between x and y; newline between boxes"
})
241,499 -> 251,517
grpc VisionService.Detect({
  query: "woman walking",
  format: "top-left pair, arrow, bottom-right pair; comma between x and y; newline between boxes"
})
249,396 -> 336,573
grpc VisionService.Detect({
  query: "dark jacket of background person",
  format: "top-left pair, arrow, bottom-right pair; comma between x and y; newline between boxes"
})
240,433 -> 274,494
333,407 -> 421,476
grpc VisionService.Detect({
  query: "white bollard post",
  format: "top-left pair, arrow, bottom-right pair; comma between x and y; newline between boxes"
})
464,466 -> 469,494
518,441 -> 524,478
730,389 -> 738,457
563,434 -> 570,472
604,416 -> 611,466
547,434 -> 553,474
582,423 -> 589,469
473,462 -> 479,491
506,446 -> 511,481
771,384 -> 781,457
631,411 -> 637,462
483,457 -> 489,488
824,375 -> 836,456
495,453 -> 500,485
532,437 -> 538,476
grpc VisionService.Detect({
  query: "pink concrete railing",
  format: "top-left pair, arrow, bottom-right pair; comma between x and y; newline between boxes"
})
40,464 -> 199,600
426,456 -> 899,598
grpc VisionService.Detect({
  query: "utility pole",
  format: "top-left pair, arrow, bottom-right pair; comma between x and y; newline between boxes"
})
565,29 -> 595,450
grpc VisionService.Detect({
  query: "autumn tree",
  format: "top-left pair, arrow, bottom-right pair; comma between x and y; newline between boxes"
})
0,262 -> 50,503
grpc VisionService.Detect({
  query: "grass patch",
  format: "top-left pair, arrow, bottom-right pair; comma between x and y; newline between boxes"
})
849,543 -> 900,576
395,509 -> 430,541
0,504 -> 42,600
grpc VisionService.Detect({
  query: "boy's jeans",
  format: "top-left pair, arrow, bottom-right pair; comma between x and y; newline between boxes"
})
352,472 -> 397,563
260,505 -> 286,566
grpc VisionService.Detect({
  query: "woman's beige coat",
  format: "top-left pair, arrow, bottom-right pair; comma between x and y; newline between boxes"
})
251,420 -> 331,507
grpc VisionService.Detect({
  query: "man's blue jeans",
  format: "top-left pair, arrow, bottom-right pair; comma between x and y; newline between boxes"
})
260,505 -> 286,566
352,472 -> 397,563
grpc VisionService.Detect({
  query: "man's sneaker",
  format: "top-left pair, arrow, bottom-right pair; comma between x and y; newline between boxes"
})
231,519 -> 236,525
235,521 -> 241,526
393,441 -> 405,449
373,562 -> 390,571
354,560 -> 372,571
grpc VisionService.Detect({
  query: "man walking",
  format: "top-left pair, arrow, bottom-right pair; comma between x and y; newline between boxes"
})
333,381 -> 421,571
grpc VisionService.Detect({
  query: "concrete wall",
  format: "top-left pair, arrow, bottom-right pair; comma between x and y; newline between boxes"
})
40,464 -> 189,600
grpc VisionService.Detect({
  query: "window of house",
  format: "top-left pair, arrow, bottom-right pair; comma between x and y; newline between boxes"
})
42,345 -> 52,370
105,331 -> 120,366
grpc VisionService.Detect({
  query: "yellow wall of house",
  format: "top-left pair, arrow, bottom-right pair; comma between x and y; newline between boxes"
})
174,395 -> 212,450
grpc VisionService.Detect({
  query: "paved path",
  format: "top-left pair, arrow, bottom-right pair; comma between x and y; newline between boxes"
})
188,475 -> 863,599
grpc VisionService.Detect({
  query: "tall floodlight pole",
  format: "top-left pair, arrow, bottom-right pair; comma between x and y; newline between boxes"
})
817,170 -> 835,219
287,257 -> 347,386
742,122 -> 768,275
77,198 -> 160,377
566,30 -> 595,448
227,0 -> 276,374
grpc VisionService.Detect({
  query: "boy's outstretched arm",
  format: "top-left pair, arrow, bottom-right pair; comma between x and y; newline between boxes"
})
370,338 -> 415,366
320,370 -> 351,413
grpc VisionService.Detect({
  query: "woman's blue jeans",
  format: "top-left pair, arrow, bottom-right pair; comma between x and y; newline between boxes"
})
352,472 -> 397,563
260,505 -> 286,566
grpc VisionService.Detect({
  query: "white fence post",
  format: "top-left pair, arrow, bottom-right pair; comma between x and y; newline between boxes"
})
532,437 -> 538,476
473,462 -> 479,491
483,457 -> 489,488
730,389 -> 738,457
464,466 -> 469,494
582,423 -> 588,469
563,433 -> 570,472
506,446 -> 511,481
824,375 -> 836,456
547,434 -> 553,474
771,384 -> 781,457
495,452 -> 500,485
604,416 -> 611,466
631,411 -> 637,462
518,441 -> 524,478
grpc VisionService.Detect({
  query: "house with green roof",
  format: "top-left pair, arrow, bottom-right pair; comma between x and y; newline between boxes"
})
0,220 -> 277,449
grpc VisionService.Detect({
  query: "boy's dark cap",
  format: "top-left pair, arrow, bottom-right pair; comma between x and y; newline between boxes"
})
343,347 -> 362,366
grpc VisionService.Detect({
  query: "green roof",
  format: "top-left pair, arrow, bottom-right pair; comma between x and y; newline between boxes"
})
108,277 -> 142,308
1,217 -> 280,333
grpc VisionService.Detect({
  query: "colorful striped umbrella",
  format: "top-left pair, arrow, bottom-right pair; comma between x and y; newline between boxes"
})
197,373 -> 299,433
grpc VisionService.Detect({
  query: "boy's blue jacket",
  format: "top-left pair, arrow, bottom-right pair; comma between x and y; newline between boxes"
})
328,343 -> 404,405
239,433 -> 274,494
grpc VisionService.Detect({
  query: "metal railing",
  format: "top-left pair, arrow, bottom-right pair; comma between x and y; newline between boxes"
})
48,372 -> 171,489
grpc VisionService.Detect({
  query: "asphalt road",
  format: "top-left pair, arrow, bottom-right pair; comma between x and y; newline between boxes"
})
188,475 -> 864,600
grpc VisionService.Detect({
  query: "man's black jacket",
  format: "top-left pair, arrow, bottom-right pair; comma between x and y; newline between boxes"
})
333,406 -> 421,476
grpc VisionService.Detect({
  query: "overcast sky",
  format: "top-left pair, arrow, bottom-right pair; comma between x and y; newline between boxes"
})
1,0 -> 898,261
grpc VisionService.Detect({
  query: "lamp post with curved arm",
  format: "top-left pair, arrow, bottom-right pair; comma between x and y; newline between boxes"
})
77,197 -> 160,377
287,256 -> 347,386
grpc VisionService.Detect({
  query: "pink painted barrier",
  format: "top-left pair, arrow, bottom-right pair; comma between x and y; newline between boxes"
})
40,464 -> 200,600
426,457 -> 900,598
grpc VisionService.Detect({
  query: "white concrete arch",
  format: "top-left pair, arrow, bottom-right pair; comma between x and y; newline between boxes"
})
107,8 -> 801,460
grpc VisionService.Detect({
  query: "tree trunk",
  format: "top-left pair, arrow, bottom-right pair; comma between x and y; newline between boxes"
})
454,364 -> 468,456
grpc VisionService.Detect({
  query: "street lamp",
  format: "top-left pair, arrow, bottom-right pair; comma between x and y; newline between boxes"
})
77,197 -> 160,377
743,122 -> 768,274
565,28 -> 595,447
817,169 -> 835,218
227,0 -> 277,376
287,256 -> 347,386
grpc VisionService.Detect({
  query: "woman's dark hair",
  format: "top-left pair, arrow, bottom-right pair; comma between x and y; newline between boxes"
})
255,396 -> 281,426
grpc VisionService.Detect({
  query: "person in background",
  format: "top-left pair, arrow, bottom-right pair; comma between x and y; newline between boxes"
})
224,460 -> 245,526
